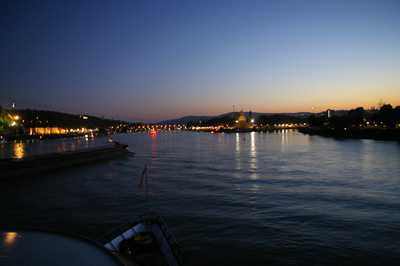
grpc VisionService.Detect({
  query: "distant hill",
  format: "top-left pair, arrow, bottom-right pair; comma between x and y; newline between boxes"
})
157,112 -> 311,125
6,109 -> 138,129
157,116 -> 216,125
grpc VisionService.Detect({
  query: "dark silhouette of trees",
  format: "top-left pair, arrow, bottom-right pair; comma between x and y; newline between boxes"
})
348,107 -> 364,126
256,115 -> 304,127
309,107 -> 364,129
187,121 -> 194,128
195,115 -> 235,127
6,109 -> 131,130
301,104 -> 400,140
307,115 -> 327,127
307,104 -> 400,129
330,115 -> 349,131
0,106 -> 12,130
370,104 -> 400,127
248,111 -> 253,123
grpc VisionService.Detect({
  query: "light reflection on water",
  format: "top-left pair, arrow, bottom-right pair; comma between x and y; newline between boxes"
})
249,131 -> 257,176
14,143 -> 25,159
1,137 -> 100,159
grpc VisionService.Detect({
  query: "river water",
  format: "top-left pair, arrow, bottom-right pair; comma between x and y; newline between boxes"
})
1,131 -> 400,265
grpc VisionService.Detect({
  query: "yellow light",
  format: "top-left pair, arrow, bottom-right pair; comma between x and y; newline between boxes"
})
14,115 -> 19,120
4,232 -> 18,246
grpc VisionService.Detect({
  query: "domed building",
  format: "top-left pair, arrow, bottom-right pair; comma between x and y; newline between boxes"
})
233,110 -> 253,129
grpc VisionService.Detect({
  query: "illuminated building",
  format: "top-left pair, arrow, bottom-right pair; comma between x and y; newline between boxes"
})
233,110 -> 253,129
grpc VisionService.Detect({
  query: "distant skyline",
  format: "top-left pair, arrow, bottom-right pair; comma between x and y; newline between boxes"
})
1,1 -> 399,123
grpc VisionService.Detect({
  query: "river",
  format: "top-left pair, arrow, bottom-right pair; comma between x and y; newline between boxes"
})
1,130 -> 400,265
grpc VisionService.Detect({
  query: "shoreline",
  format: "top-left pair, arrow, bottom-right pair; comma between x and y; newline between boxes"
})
298,127 -> 400,141
0,132 -> 113,143
194,126 -> 306,133
3,127 -> 399,142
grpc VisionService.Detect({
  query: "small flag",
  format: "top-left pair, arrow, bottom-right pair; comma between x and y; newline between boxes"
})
140,165 -> 147,187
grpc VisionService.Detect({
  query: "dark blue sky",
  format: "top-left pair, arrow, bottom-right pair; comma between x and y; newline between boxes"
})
1,0 -> 399,122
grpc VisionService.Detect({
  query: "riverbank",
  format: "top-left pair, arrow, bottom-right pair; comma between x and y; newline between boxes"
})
194,126 -> 306,133
0,133 -> 89,143
0,132 -> 111,143
299,127 -> 400,141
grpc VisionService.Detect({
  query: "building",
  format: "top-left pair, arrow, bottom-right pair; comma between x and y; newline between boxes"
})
29,127 -> 65,135
233,110 -> 253,129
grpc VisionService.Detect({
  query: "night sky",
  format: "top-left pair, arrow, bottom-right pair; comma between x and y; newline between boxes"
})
1,1 -> 399,122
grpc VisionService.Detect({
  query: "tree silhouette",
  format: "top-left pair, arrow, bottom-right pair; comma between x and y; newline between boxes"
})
371,104 -> 398,127
0,106 -> 12,130
348,107 -> 364,126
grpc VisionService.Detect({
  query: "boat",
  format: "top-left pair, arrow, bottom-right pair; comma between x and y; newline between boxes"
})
0,228 -> 126,265
0,140 -> 129,180
0,214 -> 184,266
0,164 -> 185,265
98,166 -> 185,265
97,213 -> 185,266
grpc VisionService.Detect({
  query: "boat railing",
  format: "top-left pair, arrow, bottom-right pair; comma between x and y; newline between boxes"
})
97,220 -> 140,247
97,213 -> 185,265
139,214 -> 185,265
